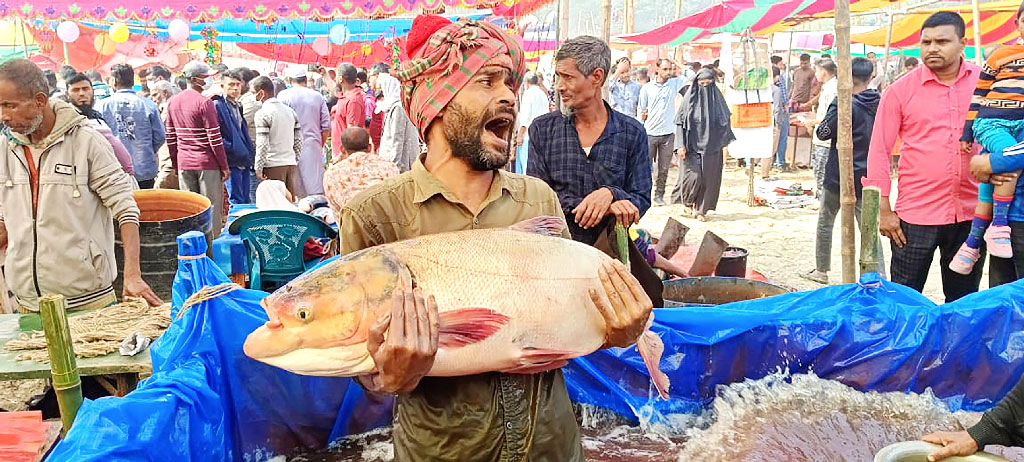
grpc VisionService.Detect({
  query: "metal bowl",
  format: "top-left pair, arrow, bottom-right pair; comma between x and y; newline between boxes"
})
874,441 -> 1009,462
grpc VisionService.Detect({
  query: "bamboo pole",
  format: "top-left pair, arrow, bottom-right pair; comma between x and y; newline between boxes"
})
880,11 -> 895,88
859,187 -> 882,276
39,294 -> 83,436
556,0 -> 568,44
600,0 -> 612,44
971,0 -> 983,65
18,18 -> 30,58
835,0 -> 856,283
624,0 -> 634,34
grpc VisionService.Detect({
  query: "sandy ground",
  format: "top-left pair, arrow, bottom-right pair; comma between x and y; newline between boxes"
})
642,161 -> 990,303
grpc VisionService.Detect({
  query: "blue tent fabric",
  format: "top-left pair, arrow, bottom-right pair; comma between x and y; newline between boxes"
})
46,238 -> 1024,460
48,232 -> 389,461
565,273 -> 1024,423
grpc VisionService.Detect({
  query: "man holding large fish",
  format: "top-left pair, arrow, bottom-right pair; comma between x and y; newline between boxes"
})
242,15 -> 666,462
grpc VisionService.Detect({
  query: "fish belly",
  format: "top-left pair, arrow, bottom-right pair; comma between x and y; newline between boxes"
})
384,229 -> 612,376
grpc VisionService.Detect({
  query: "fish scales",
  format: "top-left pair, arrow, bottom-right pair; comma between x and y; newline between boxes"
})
387,229 -> 610,376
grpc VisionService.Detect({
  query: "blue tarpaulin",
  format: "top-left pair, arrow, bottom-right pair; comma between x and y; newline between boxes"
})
46,233 -> 1024,460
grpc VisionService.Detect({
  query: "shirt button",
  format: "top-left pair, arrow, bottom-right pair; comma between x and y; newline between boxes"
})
473,217 -> 480,226
506,421 -> 513,429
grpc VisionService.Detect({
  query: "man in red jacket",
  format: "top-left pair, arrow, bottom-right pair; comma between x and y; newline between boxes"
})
166,61 -> 230,233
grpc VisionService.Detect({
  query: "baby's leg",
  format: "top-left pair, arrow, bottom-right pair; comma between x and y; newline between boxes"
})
950,183 -> 992,274
992,170 -> 1021,200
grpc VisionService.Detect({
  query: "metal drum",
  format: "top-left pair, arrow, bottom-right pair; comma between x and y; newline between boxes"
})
114,190 -> 212,301
662,276 -> 790,307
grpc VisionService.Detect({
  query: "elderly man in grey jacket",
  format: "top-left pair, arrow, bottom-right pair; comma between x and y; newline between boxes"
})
0,59 -> 161,311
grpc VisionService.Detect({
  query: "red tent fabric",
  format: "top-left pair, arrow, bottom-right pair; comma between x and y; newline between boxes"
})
28,23 -> 187,73
236,39 -> 403,68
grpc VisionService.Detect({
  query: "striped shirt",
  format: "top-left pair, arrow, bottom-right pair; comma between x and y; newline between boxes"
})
962,44 -> 1024,142
165,89 -> 229,171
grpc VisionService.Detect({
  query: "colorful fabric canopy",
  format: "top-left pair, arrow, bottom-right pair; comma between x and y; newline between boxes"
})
88,15 -> 489,43
851,1 -> 1023,48
617,0 -> 896,47
0,0 -> 550,21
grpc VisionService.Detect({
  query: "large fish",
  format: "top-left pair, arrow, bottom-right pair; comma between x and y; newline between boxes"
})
243,216 -> 670,398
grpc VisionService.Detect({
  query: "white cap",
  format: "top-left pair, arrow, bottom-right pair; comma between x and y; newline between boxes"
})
285,66 -> 307,80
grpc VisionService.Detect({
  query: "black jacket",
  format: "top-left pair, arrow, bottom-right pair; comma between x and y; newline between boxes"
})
212,95 -> 255,169
815,89 -> 880,198
969,374 -> 1024,449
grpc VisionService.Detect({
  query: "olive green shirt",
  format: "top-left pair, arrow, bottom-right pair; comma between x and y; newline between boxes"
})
338,159 -> 583,462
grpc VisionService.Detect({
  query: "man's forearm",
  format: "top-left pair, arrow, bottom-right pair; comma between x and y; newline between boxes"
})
120,222 -> 143,277
321,130 -> 330,148
0,221 -> 7,250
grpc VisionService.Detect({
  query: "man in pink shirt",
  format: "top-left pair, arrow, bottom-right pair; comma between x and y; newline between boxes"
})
331,63 -> 367,158
863,12 -> 983,302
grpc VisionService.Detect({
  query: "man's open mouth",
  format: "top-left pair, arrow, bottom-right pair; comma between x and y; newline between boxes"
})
484,114 -> 514,141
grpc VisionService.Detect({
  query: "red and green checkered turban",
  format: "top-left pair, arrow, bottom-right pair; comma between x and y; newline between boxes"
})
395,15 -> 525,139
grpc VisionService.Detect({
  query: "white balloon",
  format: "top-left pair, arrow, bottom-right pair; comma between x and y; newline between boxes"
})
56,21 -> 80,43
168,19 -> 190,43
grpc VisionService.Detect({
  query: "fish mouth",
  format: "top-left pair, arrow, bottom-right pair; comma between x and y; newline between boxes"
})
253,344 -> 376,377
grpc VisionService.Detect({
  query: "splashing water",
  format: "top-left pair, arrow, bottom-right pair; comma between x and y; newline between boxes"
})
284,374 -> 1024,461
678,373 -> 1024,461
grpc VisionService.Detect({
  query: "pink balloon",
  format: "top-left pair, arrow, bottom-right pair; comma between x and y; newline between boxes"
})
56,21 -> 80,43
312,37 -> 330,56
168,19 -> 190,43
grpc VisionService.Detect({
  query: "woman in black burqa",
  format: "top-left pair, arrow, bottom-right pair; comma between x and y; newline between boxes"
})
670,68 -> 735,221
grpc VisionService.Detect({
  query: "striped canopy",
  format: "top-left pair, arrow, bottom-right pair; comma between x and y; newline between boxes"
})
0,0 -> 550,21
851,0 -> 1022,48
616,0 -> 897,46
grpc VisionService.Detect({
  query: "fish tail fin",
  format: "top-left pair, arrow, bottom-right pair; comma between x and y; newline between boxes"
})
508,216 -> 566,237
438,308 -> 510,349
637,328 -> 671,400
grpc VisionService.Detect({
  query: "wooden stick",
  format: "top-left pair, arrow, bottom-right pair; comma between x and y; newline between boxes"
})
39,294 -> 83,436
859,187 -> 881,276
747,155 -> 756,207
835,0 -> 857,283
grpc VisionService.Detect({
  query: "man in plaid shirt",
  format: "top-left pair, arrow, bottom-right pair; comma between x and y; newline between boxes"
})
528,36 -> 652,245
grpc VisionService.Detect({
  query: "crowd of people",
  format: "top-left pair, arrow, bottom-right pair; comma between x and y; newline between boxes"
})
37,58 -> 425,238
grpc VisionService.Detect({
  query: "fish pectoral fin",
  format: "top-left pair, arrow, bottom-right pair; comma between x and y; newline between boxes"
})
500,347 -> 578,374
438,308 -> 510,349
507,216 -> 566,237
637,329 -> 671,400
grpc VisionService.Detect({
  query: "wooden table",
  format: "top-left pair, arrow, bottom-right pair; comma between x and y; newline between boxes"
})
0,314 -> 151,397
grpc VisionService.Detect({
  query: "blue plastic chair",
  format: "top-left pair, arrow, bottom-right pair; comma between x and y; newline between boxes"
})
227,210 -> 338,291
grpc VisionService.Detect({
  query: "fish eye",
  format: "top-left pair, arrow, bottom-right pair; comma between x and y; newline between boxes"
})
296,307 -> 312,321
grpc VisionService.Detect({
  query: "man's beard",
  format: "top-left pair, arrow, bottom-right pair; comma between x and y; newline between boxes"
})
556,90 -> 575,117
444,101 -> 511,172
12,113 -> 44,136
72,99 -> 94,114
